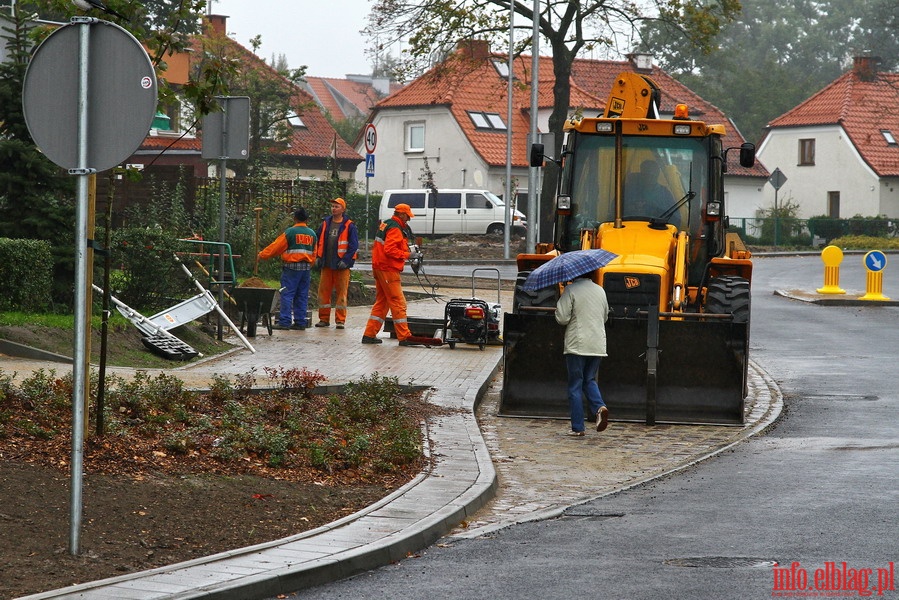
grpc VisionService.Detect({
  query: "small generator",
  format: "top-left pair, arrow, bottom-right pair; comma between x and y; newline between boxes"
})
442,268 -> 502,350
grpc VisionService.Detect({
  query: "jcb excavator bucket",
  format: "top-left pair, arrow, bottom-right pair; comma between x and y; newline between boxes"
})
500,312 -> 748,425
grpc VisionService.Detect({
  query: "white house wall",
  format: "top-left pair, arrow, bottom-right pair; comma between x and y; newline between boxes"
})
355,106 -> 532,198
757,125 -> 882,219
353,106 -> 483,193
726,176 -> 769,221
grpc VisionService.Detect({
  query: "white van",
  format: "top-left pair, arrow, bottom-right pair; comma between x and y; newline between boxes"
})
379,189 -> 527,236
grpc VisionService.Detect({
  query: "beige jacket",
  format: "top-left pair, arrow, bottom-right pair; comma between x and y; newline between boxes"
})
554,278 -> 610,356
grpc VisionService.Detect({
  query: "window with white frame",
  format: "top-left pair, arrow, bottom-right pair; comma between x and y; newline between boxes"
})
405,122 -> 425,152
468,111 -> 506,131
491,58 -> 510,78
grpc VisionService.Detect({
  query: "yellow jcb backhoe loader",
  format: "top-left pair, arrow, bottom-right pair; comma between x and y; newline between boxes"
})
501,72 -> 756,425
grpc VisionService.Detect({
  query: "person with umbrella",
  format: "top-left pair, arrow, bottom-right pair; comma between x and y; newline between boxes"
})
524,250 -> 617,436
555,271 -> 611,436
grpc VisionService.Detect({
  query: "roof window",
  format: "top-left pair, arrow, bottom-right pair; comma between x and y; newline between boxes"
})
468,111 -> 506,131
881,130 -> 897,145
491,58 -> 510,78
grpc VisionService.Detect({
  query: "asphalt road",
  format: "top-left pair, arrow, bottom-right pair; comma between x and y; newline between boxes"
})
289,255 -> 899,599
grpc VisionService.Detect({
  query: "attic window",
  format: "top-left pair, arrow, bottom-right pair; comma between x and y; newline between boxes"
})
469,111 -> 506,131
881,130 -> 897,145
286,113 -> 305,128
491,58 -> 510,78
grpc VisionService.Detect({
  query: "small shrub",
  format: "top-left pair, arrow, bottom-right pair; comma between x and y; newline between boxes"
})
262,366 -> 326,393
829,234 -> 899,250
0,367 -> 434,478
0,238 -> 53,312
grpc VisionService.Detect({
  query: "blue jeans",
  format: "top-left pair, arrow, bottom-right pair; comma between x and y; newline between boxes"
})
278,267 -> 311,327
565,354 -> 606,432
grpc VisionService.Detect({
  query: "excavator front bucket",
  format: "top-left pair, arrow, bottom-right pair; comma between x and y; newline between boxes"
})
500,312 -> 748,425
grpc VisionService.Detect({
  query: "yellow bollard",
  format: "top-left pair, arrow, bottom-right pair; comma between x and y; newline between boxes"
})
859,250 -> 890,301
816,245 -> 846,294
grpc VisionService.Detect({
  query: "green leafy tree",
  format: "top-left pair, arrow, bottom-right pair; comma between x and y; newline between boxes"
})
192,29 -> 311,179
641,0 -> 899,143
0,0 -> 235,307
0,3 -> 76,304
367,0 -> 740,242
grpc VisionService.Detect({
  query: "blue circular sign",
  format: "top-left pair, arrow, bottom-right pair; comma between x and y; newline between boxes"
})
864,250 -> 887,272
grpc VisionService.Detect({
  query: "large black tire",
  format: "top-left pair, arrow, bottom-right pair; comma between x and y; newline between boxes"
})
705,275 -> 751,398
512,270 -> 560,313
704,276 -> 750,323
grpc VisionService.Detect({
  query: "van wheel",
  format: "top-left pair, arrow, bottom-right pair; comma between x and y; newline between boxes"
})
486,224 -> 504,236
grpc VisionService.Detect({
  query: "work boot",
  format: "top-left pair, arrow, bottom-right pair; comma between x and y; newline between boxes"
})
291,323 -> 307,330
314,321 -> 329,327
361,336 -> 382,344
272,323 -> 291,330
335,323 -> 345,329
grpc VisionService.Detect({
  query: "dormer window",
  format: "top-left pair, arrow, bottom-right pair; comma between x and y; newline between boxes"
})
881,130 -> 897,145
468,111 -> 506,131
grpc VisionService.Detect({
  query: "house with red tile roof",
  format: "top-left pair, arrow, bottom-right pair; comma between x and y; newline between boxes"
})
758,56 -> 899,220
303,75 -> 401,121
131,15 -> 363,181
357,43 -> 768,221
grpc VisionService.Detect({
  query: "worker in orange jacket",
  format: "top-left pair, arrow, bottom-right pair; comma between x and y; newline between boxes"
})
313,197 -> 359,329
258,207 -> 317,330
362,203 -> 417,345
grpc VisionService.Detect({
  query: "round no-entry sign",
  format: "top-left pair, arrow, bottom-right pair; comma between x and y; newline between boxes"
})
363,123 -> 377,154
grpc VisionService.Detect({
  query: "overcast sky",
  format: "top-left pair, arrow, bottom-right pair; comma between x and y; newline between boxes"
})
210,0 -> 380,78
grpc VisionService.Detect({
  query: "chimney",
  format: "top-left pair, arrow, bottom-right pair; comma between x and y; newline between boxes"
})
205,14 -> 227,36
626,52 -> 654,73
853,55 -> 881,81
456,39 -> 490,61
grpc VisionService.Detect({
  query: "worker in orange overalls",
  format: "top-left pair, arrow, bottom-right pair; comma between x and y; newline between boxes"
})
362,203 -> 417,345
313,197 -> 359,329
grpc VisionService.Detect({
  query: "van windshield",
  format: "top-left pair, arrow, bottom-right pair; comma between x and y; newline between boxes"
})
484,191 -> 504,206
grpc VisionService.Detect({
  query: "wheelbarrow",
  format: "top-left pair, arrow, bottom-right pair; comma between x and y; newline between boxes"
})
231,286 -> 278,337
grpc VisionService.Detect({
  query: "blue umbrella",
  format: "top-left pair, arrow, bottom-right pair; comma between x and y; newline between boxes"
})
522,249 -> 619,291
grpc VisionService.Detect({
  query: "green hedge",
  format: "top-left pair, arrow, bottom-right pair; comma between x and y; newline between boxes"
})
808,215 -> 894,243
0,238 -> 53,312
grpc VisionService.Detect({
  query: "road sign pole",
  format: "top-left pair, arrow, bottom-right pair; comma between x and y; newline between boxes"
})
22,18 -> 159,557
363,124 -> 377,251
365,177 -> 370,251
69,18 -> 93,557
774,188 -> 779,250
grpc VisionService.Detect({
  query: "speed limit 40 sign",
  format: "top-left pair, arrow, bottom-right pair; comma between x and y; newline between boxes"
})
363,123 -> 377,154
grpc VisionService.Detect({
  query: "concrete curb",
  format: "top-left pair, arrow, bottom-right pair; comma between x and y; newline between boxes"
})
450,360 -> 784,540
774,289 -> 898,306
0,339 -> 73,364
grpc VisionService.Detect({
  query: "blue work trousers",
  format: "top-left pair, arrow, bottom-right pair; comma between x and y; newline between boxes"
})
278,267 -> 311,327
565,354 -> 606,433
